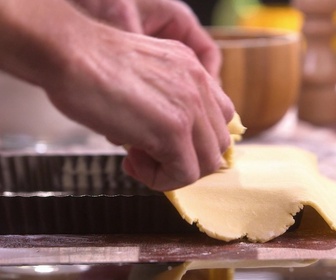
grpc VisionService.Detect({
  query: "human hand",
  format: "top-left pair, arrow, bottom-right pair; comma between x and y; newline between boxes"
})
46,23 -> 234,191
69,0 -> 221,77
0,0 -> 233,191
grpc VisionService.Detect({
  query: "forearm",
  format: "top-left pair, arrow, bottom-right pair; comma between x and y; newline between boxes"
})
67,0 -> 102,17
0,0 -> 87,89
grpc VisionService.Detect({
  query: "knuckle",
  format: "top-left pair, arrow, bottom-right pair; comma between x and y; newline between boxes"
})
141,136 -> 163,158
180,173 -> 199,186
200,156 -> 222,177
141,125 -> 183,160
177,82 -> 205,113
141,111 -> 195,160
167,39 -> 198,60
168,109 -> 193,137
219,131 -> 232,153
173,162 -> 200,187
105,1 -> 129,19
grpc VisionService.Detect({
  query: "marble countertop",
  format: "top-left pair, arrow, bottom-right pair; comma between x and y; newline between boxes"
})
0,107 -> 336,269
244,108 -> 336,181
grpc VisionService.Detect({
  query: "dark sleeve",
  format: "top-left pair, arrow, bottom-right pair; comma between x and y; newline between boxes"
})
180,0 -> 219,26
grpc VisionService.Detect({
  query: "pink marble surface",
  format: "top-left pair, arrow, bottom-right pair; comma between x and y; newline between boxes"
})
244,108 -> 336,181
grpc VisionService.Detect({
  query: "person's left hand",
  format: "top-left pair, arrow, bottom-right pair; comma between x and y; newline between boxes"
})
69,0 -> 221,78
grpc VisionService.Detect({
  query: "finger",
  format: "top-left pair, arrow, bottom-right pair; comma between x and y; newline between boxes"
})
183,26 -> 222,78
122,148 -> 157,186
98,0 -> 144,33
143,1 -> 221,77
69,0 -> 144,33
210,80 -> 235,124
105,135 -> 123,146
192,112 -> 227,177
123,139 -> 200,192
197,73 -> 235,153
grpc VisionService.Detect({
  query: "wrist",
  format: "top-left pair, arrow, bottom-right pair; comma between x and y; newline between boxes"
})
0,0 -> 91,90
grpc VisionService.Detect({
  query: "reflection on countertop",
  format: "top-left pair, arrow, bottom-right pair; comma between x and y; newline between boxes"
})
0,260 -> 336,280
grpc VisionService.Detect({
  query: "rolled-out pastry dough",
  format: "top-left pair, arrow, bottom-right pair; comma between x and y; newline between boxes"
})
165,145 -> 336,242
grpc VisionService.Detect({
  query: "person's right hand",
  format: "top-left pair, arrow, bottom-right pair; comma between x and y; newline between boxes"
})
46,20 -> 234,191
0,0 -> 234,191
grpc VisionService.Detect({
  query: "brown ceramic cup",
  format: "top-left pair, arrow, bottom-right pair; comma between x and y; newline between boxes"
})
208,27 -> 302,137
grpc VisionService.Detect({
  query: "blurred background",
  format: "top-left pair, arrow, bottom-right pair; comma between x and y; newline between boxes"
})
182,0 -> 300,29
1,0 -> 335,151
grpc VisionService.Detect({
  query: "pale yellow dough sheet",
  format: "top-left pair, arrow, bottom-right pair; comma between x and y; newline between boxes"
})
165,145 -> 336,242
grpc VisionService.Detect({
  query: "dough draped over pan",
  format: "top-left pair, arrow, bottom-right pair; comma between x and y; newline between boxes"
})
165,114 -> 336,242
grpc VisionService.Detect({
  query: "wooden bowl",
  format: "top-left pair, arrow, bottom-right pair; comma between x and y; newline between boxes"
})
208,27 -> 302,137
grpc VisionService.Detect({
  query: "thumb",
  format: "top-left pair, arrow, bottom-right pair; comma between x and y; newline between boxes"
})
100,0 -> 143,33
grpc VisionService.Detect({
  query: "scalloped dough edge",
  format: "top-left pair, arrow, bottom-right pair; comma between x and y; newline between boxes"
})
165,145 -> 336,243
